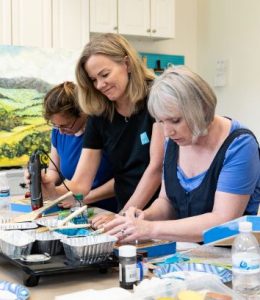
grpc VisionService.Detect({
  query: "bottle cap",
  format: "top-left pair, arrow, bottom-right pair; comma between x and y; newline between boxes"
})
239,221 -> 252,233
119,245 -> 136,257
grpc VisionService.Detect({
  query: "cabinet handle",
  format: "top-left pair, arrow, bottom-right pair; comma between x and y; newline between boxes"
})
152,29 -> 156,33
113,26 -> 118,30
147,29 -> 151,33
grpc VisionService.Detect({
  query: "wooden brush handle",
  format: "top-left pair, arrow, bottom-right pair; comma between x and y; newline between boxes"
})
36,191 -> 73,215
59,205 -> 87,226
50,223 -> 91,231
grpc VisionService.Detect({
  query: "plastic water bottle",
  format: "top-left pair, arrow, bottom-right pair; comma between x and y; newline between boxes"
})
232,221 -> 260,298
0,172 -> 10,210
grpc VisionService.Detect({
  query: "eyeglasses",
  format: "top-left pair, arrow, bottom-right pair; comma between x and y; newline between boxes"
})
50,117 -> 77,130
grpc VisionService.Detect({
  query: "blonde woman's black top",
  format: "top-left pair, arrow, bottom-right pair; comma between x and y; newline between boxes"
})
83,104 -> 159,211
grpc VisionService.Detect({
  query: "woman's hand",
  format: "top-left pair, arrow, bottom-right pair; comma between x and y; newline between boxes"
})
91,213 -> 116,229
41,171 -> 58,199
58,196 -> 77,208
105,213 -> 152,243
24,166 -> 57,199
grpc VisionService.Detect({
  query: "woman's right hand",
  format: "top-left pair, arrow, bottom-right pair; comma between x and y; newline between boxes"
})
91,213 -> 116,229
40,171 -> 58,199
24,167 -> 56,199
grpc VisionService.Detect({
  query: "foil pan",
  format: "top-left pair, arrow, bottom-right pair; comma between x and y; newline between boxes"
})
35,216 -> 59,228
0,230 -> 35,258
61,234 -> 117,265
35,216 -> 74,228
34,231 -> 63,256
0,222 -> 38,230
0,215 -> 13,224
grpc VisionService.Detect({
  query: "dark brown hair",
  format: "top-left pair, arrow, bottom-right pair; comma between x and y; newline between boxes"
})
43,81 -> 81,121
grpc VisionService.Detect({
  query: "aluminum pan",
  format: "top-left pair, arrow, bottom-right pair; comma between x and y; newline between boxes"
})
0,230 -> 35,258
34,231 -> 63,256
61,234 -> 117,264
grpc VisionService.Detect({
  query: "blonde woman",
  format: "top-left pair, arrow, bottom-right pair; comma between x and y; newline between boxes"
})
41,34 -> 164,226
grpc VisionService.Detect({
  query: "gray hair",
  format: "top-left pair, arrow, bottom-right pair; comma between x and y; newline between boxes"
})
148,66 -> 217,137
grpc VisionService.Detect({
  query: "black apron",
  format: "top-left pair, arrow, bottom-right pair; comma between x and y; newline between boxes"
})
164,129 -> 259,219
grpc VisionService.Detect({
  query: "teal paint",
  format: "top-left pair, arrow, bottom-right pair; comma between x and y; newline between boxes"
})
139,52 -> 185,70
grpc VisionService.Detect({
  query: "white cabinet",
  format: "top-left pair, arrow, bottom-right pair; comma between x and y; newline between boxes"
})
90,0 -> 175,39
52,0 -> 89,50
118,0 -> 150,37
12,0 -> 52,48
0,0 -> 89,50
90,0 -> 117,34
150,0 -> 175,38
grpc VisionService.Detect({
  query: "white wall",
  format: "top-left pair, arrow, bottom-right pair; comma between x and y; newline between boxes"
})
197,0 -> 260,139
130,0 -> 198,70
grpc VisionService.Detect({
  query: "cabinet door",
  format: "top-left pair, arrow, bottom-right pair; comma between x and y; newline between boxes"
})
90,0 -> 117,34
12,0 -> 52,47
0,0 -> 12,44
118,0 -> 150,37
151,0 -> 175,38
52,0 -> 89,50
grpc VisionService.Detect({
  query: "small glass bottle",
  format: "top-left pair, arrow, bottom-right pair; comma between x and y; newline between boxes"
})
119,245 -> 137,289
70,194 -> 87,224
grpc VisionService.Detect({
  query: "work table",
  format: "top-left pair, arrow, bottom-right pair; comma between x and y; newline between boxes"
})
0,256 -> 119,299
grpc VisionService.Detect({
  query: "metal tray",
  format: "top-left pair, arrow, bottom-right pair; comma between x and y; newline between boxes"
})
0,252 -> 118,287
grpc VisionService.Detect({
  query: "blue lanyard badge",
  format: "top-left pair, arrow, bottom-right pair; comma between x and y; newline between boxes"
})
140,132 -> 150,145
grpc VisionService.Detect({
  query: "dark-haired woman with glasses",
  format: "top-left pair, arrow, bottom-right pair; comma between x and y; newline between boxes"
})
33,81 -> 117,212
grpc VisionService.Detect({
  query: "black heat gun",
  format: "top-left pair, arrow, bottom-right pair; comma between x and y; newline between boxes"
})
28,151 -> 43,210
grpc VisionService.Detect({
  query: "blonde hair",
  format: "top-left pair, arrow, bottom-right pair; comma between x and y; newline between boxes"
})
148,66 -> 217,137
76,33 -> 155,120
43,81 -> 80,121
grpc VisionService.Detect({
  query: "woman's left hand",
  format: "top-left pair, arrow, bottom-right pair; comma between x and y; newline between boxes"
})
58,196 -> 77,208
105,214 -> 152,243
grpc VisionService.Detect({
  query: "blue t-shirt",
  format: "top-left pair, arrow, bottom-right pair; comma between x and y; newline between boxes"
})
51,129 -> 116,211
165,120 -> 260,215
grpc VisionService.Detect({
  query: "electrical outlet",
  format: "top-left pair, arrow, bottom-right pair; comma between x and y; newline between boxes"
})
214,59 -> 229,87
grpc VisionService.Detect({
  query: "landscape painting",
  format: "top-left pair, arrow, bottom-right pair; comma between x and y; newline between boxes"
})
0,45 -> 80,168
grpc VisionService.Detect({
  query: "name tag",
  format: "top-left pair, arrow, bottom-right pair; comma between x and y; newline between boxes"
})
140,132 -> 149,145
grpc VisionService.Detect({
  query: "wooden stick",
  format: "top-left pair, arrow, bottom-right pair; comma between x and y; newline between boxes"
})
13,191 -> 73,223
36,205 -> 88,233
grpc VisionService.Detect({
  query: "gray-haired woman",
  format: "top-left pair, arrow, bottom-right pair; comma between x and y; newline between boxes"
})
105,66 -> 260,242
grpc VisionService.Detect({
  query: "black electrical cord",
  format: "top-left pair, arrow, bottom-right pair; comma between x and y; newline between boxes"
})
38,149 -> 82,204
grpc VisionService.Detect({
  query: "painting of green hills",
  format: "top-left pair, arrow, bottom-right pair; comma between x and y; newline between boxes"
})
0,45 -> 79,168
